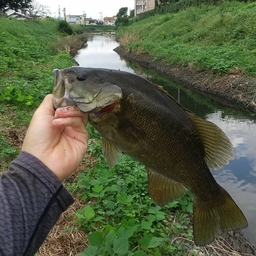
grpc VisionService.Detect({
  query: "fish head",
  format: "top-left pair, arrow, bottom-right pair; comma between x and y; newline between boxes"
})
52,67 -> 122,112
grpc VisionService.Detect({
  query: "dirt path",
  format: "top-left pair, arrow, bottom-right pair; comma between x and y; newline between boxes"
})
114,46 -> 256,115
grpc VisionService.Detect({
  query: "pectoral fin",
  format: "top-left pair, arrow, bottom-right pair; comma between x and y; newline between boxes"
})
147,168 -> 185,206
102,137 -> 121,168
187,112 -> 235,170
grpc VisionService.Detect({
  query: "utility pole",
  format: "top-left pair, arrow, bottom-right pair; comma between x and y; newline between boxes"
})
99,12 -> 102,20
63,7 -> 66,21
58,5 -> 61,19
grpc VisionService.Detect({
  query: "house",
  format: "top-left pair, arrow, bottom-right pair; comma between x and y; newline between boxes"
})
66,14 -> 85,24
5,9 -> 31,20
134,0 -> 155,16
103,16 -> 116,25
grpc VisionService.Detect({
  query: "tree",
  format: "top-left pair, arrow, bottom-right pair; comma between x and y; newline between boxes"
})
158,0 -> 169,4
0,0 -> 32,12
129,9 -> 135,18
26,0 -> 50,18
57,20 -> 73,35
115,7 -> 129,27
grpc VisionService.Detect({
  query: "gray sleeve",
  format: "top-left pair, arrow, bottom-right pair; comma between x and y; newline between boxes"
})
0,151 -> 74,256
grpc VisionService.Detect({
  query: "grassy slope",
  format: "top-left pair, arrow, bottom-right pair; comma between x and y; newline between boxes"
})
118,1 -> 256,75
0,17 -> 75,168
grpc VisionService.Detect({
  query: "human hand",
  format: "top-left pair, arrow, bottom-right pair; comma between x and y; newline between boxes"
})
22,94 -> 89,181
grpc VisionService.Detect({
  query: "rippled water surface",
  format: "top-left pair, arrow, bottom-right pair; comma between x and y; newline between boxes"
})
75,34 -> 256,245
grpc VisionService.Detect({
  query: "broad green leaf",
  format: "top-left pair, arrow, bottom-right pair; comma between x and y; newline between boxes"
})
116,192 -> 128,204
133,251 -> 148,256
147,214 -> 156,222
139,234 -> 154,248
105,230 -> 116,245
117,226 -> 126,238
125,225 -> 139,238
77,246 -> 98,256
147,237 -> 165,249
113,238 -> 129,254
141,220 -> 152,230
155,211 -> 166,221
83,206 -> 95,221
92,183 -> 103,193
88,231 -> 103,246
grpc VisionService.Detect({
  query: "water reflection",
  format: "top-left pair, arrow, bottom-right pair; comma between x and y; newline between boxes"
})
75,34 -> 256,245
206,113 -> 256,242
75,34 -> 134,73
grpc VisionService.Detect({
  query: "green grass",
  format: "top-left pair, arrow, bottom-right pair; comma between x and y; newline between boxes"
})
0,17 -> 75,169
0,17 -> 74,108
118,1 -> 256,75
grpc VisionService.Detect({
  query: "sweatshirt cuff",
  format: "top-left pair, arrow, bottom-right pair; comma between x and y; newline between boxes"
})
11,151 -> 74,210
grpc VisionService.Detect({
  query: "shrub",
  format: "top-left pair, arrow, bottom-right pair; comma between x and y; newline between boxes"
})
57,20 -> 73,35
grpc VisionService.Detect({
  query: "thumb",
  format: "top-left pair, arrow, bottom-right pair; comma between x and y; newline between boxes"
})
35,94 -> 55,116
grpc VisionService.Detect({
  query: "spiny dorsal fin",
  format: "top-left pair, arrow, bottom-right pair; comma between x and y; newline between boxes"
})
147,168 -> 185,206
186,112 -> 235,170
102,137 -> 122,168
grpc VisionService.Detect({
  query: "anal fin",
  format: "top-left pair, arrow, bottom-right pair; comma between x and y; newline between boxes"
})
147,168 -> 185,206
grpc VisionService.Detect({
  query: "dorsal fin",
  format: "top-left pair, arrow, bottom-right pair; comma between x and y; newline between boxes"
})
102,137 -> 122,168
147,168 -> 185,206
186,112 -> 235,170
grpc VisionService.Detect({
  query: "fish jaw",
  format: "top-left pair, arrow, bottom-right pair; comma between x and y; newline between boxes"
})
52,67 -> 123,112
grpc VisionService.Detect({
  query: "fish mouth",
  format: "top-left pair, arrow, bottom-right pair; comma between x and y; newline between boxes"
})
53,69 -> 103,110
75,96 -> 120,114
91,101 -> 118,114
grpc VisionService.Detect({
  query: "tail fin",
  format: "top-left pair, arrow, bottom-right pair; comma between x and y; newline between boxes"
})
193,186 -> 248,246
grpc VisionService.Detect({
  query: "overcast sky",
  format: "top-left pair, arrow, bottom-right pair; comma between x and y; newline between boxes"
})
38,0 -> 134,19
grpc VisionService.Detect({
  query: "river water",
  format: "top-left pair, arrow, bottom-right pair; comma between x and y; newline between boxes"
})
75,34 -> 256,245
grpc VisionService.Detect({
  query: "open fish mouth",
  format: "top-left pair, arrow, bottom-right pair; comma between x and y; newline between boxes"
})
52,68 -> 122,113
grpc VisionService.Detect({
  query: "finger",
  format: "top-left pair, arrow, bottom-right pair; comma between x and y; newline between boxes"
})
52,116 -> 87,131
55,106 -> 87,117
55,107 -> 88,125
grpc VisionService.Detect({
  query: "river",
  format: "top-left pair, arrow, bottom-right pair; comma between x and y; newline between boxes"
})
75,34 -> 256,245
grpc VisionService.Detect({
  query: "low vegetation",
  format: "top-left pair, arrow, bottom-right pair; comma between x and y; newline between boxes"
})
118,1 -> 256,76
0,17 -> 76,167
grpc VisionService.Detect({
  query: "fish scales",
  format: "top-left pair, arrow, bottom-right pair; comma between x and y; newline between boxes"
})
52,66 -> 248,246
87,69 -> 219,201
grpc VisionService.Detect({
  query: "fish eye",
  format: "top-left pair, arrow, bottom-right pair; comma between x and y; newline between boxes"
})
77,74 -> 86,81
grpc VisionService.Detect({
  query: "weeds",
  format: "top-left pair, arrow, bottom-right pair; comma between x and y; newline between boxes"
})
118,2 -> 256,75
49,34 -> 88,56
0,17 -> 75,169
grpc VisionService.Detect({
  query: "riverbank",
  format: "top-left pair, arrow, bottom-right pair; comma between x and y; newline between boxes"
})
115,46 -> 256,115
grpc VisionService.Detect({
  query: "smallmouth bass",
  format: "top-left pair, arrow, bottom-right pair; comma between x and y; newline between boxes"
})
52,66 -> 248,246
